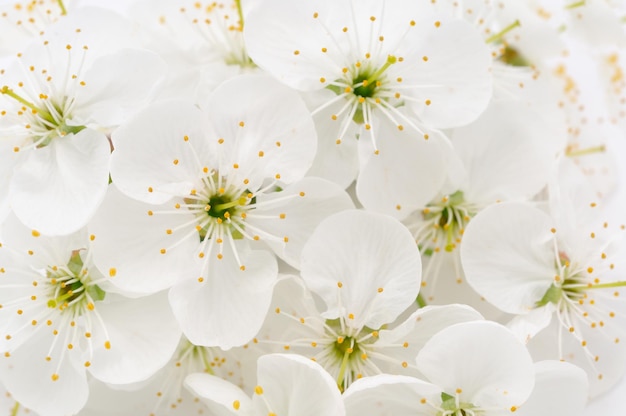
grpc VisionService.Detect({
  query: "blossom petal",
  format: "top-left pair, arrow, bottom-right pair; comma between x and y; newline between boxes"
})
88,292 -> 182,385
74,49 -> 166,127
168,242 -> 278,348
376,304 -> 483,374
301,210 -> 421,330
248,177 -> 354,268
356,116 -> 451,219
416,321 -> 535,409
9,129 -> 110,235
344,374 -> 440,416
110,100 -> 211,205
185,372 -> 253,416
204,74 -> 317,186
0,329 -> 88,416
460,202 -> 556,314
515,361 -> 588,416
253,354 -> 345,416
90,185 -> 198,294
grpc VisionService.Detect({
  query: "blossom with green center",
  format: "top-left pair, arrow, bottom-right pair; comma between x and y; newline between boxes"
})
0,8 -> 165,235
185,354 -> 346,416
343,321 -> 589,416
128,0 -> 257,104
258,211 -> 482,390
0,215 -> 181,416
89,74 -> 353,348
461,197 -> 626,397
244,0 -> 492,188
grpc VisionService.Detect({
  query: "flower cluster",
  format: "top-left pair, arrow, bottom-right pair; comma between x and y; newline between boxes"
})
1,0 -> 625,415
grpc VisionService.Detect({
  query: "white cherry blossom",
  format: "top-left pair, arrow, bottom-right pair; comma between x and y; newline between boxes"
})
0,215 -> 181,416
258,211 -> 483,390
185,353 -> 345,416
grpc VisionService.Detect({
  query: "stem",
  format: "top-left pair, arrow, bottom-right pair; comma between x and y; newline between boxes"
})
57,0 -> 67,15
0,87 -> 54,123
235,0 -> 244,30
485,20 -> 521,44
214,197 -> 246,212
366,55 -> 396,84
567,281 -> 626,291
565,0 -> 586,9
565,145 -> 606,157
416,293 -> 427,308
11,402 -> 19,416
198,348 -> 215,375
336,348 -> 351,390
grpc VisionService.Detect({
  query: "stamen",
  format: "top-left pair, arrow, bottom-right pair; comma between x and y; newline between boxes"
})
485,20 -> 521,44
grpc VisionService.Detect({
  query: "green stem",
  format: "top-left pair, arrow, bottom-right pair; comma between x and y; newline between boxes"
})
565,145 -> 606,157
57,0 -> 67,15
366,55 -> 396,84
213,197 -> 246,212
0,86 -> 54,123
485,20 -> 521,44
336,346 -> 352,390
235,0 -> 244,30
416,293 -> 427,308
11,402 -> 19,416
198,348 -> 215,375
565,0 -> 586,9
567,281 -> 626,291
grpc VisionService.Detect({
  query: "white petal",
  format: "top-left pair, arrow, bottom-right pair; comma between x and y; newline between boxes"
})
301,210 -> 421,330
205,74 -> 317,185
460,202 -> 557,314
75,49 -> 166,127
9,129 -> 110,236
344,374 -> 440,416
168,243 -> 278,348
88,292 -> 182,385
376,304 -> 483,374
416,321 -> 535,409
89,185 -> 198,294
451,100 -> 557,204
515,361 -> 588,416
244,0 -> 351,91
110,100 -> 211,205
253,354 -> 345,416
0,329 -> 88,416
356,116 -> 451,219
249,177 -> 354,268
185,373 -> 253,416
399,18 -> 492,128
506,304 -> 555,344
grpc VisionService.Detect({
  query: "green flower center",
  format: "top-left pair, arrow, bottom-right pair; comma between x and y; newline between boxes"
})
1,86 -> 85,148
437,392 -> 482,416
418,191 -> 477,254
46,250 -> 105,312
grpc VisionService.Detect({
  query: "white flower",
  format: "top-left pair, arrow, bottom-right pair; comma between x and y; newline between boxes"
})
0,8 -> 165,235
460,192 -> 626,396
82,336 -> 259,416
0,215 -> 181,416
128,0 -> 257,104
343,321 -> 536,416
258,210 -> 482,389
185,353 -> 346,416
244,0 -> 492,185
91,74 -> 352,348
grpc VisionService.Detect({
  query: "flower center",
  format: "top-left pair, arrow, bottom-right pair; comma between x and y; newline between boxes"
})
186,174 -> 252,242
46,250 -> 105,313
1,86 -> 85,148
436,392 -> 482,416
326,55 -> 398,125
414,191 -> 477,254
